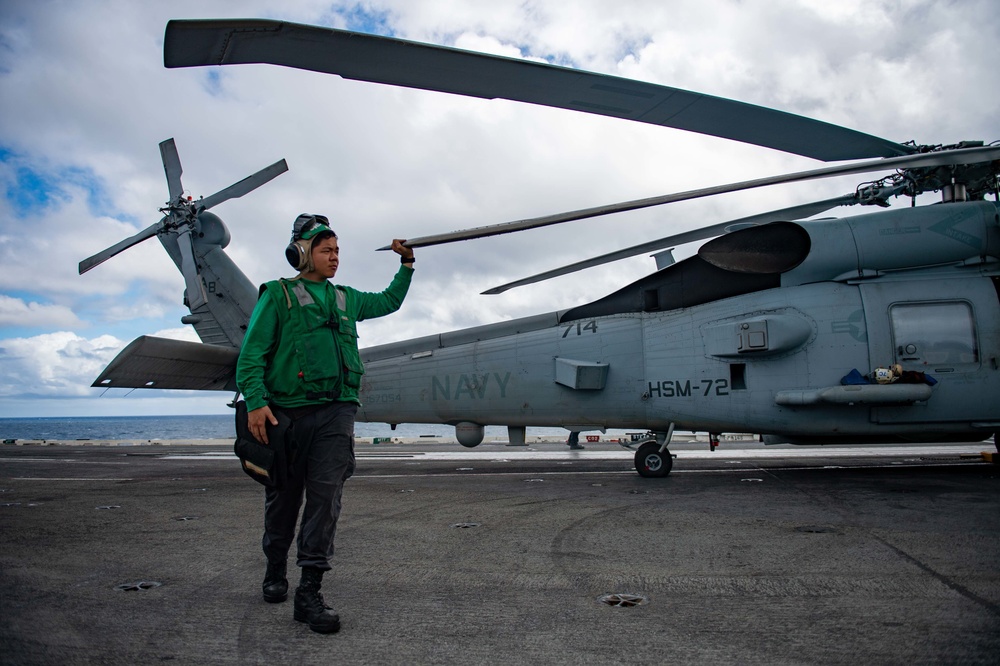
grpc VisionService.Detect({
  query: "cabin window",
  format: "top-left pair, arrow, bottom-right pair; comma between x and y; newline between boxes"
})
889,301 -> 978,371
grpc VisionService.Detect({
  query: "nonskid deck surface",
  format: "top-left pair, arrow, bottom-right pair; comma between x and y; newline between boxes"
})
1,439 -> 998,664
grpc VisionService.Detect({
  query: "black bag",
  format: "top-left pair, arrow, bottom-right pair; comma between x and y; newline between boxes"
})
234,400 -> 292,489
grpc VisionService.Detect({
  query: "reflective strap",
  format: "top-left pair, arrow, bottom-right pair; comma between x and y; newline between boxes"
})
335,287 -> 347,312
291,281 -> 315,307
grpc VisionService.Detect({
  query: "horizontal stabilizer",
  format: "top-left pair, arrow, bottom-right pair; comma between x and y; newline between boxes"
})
93,336 -> 239,391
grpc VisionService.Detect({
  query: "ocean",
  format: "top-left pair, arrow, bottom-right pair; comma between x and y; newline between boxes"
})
0,415 -> 578,442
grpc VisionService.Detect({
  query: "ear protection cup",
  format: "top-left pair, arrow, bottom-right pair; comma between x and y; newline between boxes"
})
285,240 -> 309,270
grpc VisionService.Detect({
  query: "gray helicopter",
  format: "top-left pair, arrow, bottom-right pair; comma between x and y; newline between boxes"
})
82,19 -> 999,476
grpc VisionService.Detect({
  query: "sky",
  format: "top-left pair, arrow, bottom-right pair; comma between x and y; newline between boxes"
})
0,0 -> 997,417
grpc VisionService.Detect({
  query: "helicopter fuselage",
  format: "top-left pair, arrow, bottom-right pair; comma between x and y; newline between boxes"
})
359,201 -> 1000,445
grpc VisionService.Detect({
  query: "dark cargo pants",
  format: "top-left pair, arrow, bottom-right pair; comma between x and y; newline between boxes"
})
262,401 -> 357,570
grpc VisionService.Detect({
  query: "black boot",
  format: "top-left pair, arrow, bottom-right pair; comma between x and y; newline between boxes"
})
262,559 -> 287,603
294,567 -> 340,633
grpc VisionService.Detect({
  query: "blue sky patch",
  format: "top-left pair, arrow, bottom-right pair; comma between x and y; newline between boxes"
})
1,147 -> 119,219
525,46 -> 578,69
2,288 -> 42,304
342,4 -> 395,37
5,159 -> 63,215
203,69 -> 222,96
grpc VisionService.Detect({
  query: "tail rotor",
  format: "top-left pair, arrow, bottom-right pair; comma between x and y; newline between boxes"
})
79,138 -> 288,312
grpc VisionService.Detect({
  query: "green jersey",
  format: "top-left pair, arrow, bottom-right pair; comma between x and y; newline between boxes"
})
236,265 -> 413,410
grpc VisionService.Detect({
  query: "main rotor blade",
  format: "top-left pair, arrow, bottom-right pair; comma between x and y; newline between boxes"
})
79,222 -> 161,275
176,228 -> 208,311
164,19 -> 912,162
384,145 -> 1000,250
482,194 -> 859,294
159,138 -> 184,201
197,159 -> 288,211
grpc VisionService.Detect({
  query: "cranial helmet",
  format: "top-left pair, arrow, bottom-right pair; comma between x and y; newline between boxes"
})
285,213 -> 336,271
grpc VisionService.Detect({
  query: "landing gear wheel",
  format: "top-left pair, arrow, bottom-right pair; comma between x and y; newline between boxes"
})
635,441 -> 672,478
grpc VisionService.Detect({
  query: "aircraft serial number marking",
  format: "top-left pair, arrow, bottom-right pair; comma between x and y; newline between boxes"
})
562,321 -> 598,337
649,379 -> 730,398
368,393 -> 402,404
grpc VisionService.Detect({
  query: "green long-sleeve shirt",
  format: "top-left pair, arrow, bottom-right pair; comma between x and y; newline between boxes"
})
236,265 -> 413,411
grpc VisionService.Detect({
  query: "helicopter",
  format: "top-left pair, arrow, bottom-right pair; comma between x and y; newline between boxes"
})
81,18 -> 1000,477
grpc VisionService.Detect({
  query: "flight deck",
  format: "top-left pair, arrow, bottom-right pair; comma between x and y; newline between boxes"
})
1,438 -> 998,664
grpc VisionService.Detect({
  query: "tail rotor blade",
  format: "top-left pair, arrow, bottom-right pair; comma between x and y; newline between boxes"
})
197,159 -> 288,211
79,222 -> 161,275
482,194 -> 859,294
160,139 -> 184,201
176,228 -> 208,311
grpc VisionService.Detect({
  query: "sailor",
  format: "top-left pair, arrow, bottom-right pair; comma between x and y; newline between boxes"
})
566,431 -> 585,450
236,214 -> 414,633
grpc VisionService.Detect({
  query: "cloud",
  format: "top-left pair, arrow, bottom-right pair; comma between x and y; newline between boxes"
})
0,331 -> 123,398
0,0 -> 997,416
0,323 -> 222,415
0,295 -> 82,328
151,326 -> 201,343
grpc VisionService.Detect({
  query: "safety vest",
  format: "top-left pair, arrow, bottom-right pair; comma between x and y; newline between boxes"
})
260,278 -> 364,404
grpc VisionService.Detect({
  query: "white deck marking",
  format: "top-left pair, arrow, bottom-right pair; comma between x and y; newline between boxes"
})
2,459 -> 129,464
158,444 -> 988,462
10,478 -> 134,482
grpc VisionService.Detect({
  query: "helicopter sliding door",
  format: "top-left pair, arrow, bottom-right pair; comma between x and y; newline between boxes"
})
859,277 -> 1000,430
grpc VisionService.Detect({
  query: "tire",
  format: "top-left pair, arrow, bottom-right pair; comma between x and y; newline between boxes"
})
634,441 -> 672,477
